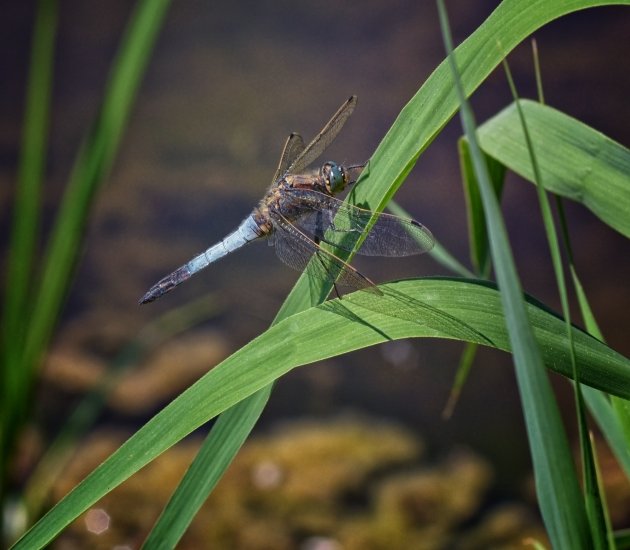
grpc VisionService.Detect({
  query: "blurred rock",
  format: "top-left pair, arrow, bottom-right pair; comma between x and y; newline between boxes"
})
49,416 -> 552,549
42,330 -> 229,414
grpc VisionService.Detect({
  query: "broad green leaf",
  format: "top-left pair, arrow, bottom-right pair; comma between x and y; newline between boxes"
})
280,0 -> 630,316
12,278 -> 630,549
477,99 -> 630,238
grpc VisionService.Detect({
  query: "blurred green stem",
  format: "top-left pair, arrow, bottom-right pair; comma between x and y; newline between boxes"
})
1,0 -> 57,525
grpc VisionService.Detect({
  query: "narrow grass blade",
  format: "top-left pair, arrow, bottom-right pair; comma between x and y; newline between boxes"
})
437,1 -> 590,546
11,277 -> 630,549
574,260 -> 630,479
447,141 -> 504,419
501,59 -> 606,544
588,434 -> 615,548
1,0 -> 58,491
583,387 -> 630,479
2,0 -> 57,349
3,0 -> 173,484
477,94 -> 630,487
141,387 -> 271,549
571,266 -> 604,341
459,138 -> 505,274
442,341 -> 478,419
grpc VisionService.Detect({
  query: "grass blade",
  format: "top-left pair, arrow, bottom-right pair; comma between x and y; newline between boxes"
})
1,0 -> 58,496
21,294 -> 221,526
477,100 -> 630,238
442,341 -> 478,419
437,1 -> 590,546
141,388 -> 271,549
2,0 -> 57,349
279,0 -> 630,317
501,58 -> 607,544
459,137 -> 505,274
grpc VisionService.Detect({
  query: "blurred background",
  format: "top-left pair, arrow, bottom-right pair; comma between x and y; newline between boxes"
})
2,0 -> 630,547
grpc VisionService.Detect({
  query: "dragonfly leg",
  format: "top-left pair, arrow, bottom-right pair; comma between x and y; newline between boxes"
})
332,281 -> 342,300
313,234 -> 342,300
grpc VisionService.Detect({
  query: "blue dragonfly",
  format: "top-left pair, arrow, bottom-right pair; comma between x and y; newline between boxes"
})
140,96 -> 434,304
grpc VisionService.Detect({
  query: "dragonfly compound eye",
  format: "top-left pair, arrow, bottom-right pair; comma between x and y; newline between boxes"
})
322,162 -> 346,194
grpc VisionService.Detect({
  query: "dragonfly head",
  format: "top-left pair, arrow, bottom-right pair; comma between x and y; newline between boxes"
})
321,162 -> 348,194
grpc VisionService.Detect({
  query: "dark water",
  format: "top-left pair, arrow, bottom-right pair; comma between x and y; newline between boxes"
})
2,0 -> 630,508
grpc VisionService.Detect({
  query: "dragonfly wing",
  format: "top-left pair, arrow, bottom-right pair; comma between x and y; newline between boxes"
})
270,210 -> 379,293
286,189 -> 434,257
287,95 -> 357,175
271,133 -> 305,183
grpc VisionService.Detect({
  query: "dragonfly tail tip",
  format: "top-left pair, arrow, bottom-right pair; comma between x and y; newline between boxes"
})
138,266 -> 191,305
139,291 -> 156,305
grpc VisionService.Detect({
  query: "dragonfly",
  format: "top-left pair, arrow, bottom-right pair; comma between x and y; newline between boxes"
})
140,95 -> 434,304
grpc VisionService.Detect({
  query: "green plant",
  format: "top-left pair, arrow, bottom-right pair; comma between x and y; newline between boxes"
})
7,0 -> 630,548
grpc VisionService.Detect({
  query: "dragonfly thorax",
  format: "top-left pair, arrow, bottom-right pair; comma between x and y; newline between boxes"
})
321,162 -> 348,195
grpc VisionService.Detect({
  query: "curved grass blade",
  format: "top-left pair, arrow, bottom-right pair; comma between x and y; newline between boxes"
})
141,387 -> 271,549
502,62 -> 607,547
279,0 -> 630,318
477,99 -> 630,238
12,277 -> 630,549
503,56 -> 609,543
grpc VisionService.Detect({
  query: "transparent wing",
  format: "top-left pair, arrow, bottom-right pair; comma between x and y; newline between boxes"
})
287,95 -> 357,175
269,210 -> 380,293
271,133 -> 305,183
284,189 -> 434,257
